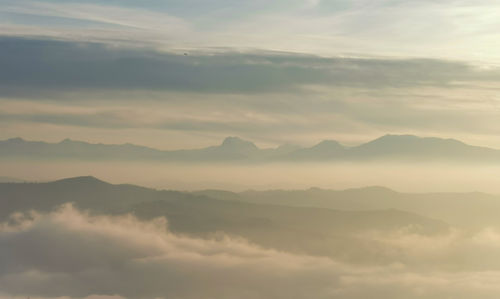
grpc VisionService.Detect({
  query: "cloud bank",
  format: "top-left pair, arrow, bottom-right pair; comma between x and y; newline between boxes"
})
1,37 -> 498,97
3,205 -> 500,299
1,0 -> 500,150
2,36 -> 500,148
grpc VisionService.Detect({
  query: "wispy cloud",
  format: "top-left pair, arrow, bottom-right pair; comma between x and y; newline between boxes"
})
1,0 -> 500,61
1,37 -> 500,147
1,1 -> 500,149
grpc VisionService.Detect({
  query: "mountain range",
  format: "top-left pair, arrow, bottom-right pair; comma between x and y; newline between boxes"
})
5,175 -> 500,264
0,176 -> 448,263
1,134 -> 500,162
196,186 -> 500,229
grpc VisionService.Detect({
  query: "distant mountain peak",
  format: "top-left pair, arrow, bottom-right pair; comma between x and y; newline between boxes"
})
6,137 -> 25,143
220,136 -> 258,150
59,138 -> 89,145
374,134 -> 419,141
0,134 -> 497,163
368,134 -> 466,146
52,176 -> 107,185
284,139 -> 346,160
352,185 -> 397,193
313,140 -> 344,149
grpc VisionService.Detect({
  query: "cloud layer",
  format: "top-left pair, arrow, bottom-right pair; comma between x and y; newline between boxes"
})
4,205 -> 500,298
1,37 -> 500,149
3,37 -> 497,96
2,0 -> 500,62
1,1 -> 500,151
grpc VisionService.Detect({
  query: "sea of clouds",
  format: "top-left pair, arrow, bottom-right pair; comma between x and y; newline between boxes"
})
2,204 -> 500,299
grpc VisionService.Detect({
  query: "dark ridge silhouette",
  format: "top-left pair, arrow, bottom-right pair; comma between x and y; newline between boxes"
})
51,175 -> 107,185
195,186 -> 500,229
0,176 -> 449,261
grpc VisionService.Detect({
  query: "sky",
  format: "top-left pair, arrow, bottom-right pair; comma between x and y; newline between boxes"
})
5,4 -> 500,297
1,0 -> 500,149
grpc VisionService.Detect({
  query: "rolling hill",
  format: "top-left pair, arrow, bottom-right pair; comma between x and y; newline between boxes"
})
0,176 -> 448,263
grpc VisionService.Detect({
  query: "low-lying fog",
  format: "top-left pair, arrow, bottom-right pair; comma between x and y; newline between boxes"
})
2,160 -> 500,193
2,204 -> 500,299
3,164 -> 500,298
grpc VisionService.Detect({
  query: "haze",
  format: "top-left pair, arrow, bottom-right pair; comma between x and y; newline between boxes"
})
2,160 -> 500,193
2,0 -> 500,298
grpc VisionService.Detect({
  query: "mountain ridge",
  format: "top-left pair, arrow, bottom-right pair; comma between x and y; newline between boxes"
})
1,134 -> 499,162
0,176 -> 450,261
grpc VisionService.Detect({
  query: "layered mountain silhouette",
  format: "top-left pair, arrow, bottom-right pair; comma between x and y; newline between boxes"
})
1,134 -> 499,162
196,186 -> 500,229
0,176 -> 448,262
